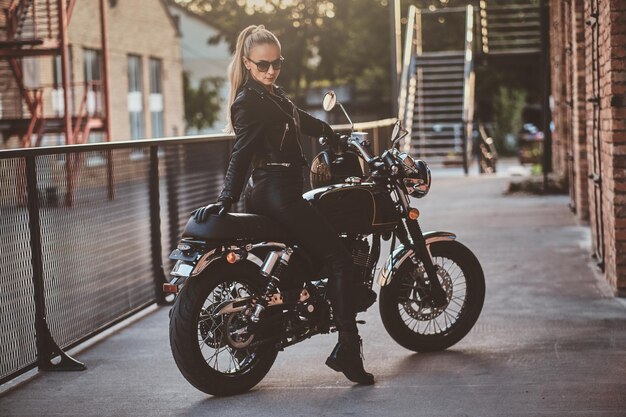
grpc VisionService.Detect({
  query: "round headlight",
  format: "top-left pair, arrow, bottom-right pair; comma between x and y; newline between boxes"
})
398,153 -> 431,198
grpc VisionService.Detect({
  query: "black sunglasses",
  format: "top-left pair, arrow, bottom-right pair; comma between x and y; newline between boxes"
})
247,56 -> 284,72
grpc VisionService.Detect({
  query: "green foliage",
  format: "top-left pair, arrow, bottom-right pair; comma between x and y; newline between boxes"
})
492,86 -> 527,153
175,0 -> 394,113
183,72 -> 224,131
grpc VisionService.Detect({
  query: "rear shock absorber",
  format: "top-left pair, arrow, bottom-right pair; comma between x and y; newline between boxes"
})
249,248 -> 293,322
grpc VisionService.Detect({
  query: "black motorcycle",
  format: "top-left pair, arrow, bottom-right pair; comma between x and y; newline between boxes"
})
164,92 -> 485,396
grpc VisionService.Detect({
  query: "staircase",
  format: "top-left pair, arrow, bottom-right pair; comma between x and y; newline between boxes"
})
411,51 -> 466,166
398,5 -> 475,171
0,0 -> 102,148
478,0 -> 542,55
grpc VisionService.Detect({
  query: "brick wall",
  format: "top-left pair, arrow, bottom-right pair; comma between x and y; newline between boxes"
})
571,0 -> 589,221
552,0 -> 626,295
605,0 -> 626,295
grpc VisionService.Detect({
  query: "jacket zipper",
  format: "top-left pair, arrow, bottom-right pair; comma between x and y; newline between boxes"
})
279,122 -> 289,151
265,94 -> 308,164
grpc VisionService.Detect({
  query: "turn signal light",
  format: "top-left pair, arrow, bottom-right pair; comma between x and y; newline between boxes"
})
226,252 -> 240,264
163,283 -> 179,294
408,208 -> 420,220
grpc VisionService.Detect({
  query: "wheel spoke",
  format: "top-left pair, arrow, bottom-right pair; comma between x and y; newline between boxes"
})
392,253 -> 472,336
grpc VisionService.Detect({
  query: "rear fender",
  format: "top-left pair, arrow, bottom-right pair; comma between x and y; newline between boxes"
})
378,231 -> 456,287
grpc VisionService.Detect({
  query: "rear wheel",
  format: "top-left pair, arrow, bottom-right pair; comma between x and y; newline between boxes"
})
379,240 -> 485,352
169,262 -> 278,396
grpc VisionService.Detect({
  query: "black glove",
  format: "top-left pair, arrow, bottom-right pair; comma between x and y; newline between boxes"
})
321,122 -> 343,154
192,197 -> 232,223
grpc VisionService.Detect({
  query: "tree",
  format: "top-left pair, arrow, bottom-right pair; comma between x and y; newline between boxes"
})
174,1 -> 394,110
183,72 -> 224,132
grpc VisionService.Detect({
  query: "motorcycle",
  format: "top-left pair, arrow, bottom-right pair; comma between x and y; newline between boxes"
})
164,91 -> 485,396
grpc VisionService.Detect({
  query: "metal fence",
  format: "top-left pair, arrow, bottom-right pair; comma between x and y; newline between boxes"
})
0,119 -> 395,385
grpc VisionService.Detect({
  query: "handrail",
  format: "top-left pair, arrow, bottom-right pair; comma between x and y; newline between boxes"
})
0,118 -> 399,158
0,134 -> 236,158
332,118 -> 396,131
397,5 -> 417,128
461,4 -> 475,174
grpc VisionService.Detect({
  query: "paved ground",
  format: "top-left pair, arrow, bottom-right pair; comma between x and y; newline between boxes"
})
1,165 -> 626,417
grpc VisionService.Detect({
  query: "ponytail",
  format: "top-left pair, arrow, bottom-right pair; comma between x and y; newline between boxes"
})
225,25 -> 281,133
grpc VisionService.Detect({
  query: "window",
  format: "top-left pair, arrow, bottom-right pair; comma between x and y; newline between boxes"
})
127,55 -> 144,140
52,47 -> 74,116
149,58 -> 164,138
83,49 -> 103,134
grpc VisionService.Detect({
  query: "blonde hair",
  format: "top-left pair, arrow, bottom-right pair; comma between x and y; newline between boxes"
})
225,25 -> 281,133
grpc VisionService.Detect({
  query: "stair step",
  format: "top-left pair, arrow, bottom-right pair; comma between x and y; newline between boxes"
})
415,58 -> 464,68
489,30 -> 541,39
418,97 -> 464,105
421,73 -> 464,82
486,47 -> 542,55
489,39 -> 541,47
414,112 -> 462,120
488,21 -> 540,29
412,122 -> 463,130
416,67 -> 465,75
411,130 -> 462,136
419,50 -> 464,57
410,139 -> 460,147
487,3 -> 540,12
487,12 -> 540,20
418,81 -> 464,90
418,105 -> 464,113
417,89 -> 464,97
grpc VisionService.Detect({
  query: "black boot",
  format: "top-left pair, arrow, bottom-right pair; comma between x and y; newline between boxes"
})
325,332 -> 374,385
352,283 -> 377,313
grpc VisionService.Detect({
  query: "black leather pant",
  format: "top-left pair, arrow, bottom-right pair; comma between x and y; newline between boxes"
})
247,169 -> 358,334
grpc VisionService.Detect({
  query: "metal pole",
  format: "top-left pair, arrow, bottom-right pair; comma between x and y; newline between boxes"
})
389,0 -> 401,117
149,146 -> 166,304
100,0 -> 115,200
540,0 -> 553,188
26,156 -> 85,372
58,0 -> 74,206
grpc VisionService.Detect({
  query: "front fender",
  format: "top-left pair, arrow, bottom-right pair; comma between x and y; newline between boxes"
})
377,231 -> 456,287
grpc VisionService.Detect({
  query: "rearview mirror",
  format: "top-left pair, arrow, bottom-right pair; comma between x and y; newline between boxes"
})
391,120 -> 409,148
322,91 -> 337,112
391,121 -> 400,142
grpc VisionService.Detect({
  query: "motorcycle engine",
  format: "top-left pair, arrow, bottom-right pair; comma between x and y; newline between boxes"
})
342,236 -> 376,286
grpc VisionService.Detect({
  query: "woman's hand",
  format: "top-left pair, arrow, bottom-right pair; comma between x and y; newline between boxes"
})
192,198 -> 232,223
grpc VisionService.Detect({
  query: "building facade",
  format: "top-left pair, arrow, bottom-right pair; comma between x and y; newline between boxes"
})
69,0 -> 185,141
0,0 -> 185,148
549,0 -> 626,295
166,1 -> 231,134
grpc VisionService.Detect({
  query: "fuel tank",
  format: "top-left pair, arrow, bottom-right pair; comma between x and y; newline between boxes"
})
303,182 -> 397,234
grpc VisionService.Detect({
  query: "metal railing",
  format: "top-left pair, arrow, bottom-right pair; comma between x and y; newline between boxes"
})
461,4 -> 475,174
0,119 -> 395,385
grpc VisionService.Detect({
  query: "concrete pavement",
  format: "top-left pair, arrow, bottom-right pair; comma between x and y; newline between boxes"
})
1,169 -> 626,417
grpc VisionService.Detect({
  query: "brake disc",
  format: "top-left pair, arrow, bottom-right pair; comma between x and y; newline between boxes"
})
224,311 -> 255,349
402,265 -> 453,320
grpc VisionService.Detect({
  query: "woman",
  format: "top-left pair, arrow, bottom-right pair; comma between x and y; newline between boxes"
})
193,25 -> 374,385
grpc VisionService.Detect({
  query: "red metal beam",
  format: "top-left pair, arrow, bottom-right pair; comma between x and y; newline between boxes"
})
58,0 -> 74,205
100,0 -> 115,199
0,46 -> 60,57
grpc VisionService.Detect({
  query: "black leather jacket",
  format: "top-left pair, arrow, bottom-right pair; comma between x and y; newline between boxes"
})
218,78 -> 331,203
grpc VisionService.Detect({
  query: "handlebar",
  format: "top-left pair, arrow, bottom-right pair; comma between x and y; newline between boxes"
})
319,133 -> 386,172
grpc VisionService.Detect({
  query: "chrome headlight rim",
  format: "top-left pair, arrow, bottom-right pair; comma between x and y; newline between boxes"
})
397,153 -> 431,198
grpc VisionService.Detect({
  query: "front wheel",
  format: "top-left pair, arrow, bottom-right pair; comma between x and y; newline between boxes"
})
379,240 -> 485,352
169,262 -> 278,396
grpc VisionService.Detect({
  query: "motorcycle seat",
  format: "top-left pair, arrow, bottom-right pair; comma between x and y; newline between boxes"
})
182,213 -> 293,241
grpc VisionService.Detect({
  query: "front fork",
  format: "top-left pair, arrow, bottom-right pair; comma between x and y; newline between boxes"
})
397,218 -> 448,307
